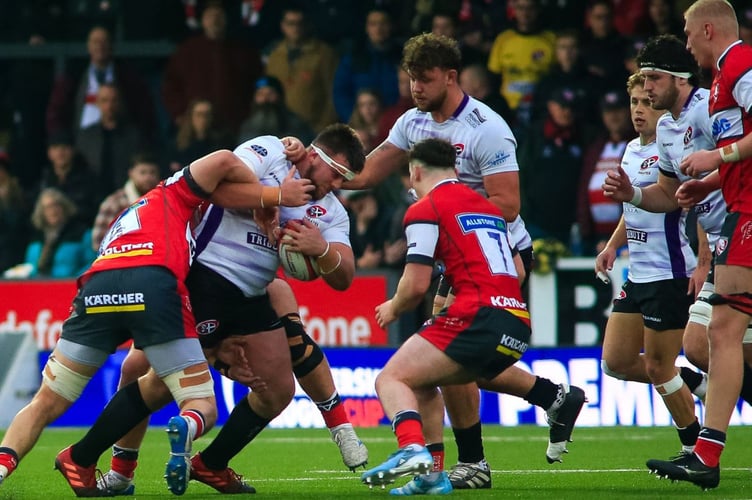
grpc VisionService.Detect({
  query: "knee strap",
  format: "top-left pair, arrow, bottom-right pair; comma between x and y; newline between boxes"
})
282,313 -> 324,378
162,364 -> 214,406
654,372 -> 684,397
601,359 -> 629,381
42,355 -> 92,402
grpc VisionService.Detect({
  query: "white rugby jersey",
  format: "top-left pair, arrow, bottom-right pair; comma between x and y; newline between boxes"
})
622,138 -> 695,282
656,87 -> 725,250
387,94 -> 532,250
193,136 -> 350,297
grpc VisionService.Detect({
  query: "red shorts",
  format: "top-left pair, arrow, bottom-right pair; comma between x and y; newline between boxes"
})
715,212 -> 752,268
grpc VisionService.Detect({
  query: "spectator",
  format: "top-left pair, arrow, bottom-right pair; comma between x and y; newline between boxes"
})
612,0 -> 650,36
304,0 -> 365,50
37,131 -> 101,226
332,8 -> 401,122
237,76 -> 314,145
341,190 -> 392,269
3,188 -> 94,279
46,26 -> 155,142
162,1 -> 263,137
580,0 -> 630,90
487,0 -> 556,131
266,6 -> 339,132
75,84 -> 146,195
519,87 -> 593,243
348,89 -> 384,154
167,99 -> 231,174
91,153 -> 161,252
233,0 -> 288,52
577,89 -> 635,254
459,64 -> 514,127
0,153 -> 30,272
375,68 -> 413,147
642,0 -> 684,38
533,29 -> 602,123
431,13 -> 487,67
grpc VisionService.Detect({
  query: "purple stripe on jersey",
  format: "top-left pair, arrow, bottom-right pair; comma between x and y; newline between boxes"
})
664,208 -> 686,278
195,206 -> 224,257
452,93 -> 470,119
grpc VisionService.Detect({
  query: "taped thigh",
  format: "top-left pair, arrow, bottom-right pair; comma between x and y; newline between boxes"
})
42,355 -> 92,402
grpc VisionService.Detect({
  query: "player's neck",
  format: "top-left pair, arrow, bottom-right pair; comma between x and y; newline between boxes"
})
639,132 -> 656,146
431,89 -> 466,124
669,87 -> 694,119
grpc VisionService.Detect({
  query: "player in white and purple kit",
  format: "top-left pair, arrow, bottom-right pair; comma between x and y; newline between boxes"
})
597,72 -> 701,457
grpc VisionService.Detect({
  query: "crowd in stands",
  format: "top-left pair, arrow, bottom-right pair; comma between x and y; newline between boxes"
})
1,0 -> 751,278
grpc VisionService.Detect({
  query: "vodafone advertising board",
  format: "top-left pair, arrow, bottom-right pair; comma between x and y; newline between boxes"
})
0,275 -> 389,350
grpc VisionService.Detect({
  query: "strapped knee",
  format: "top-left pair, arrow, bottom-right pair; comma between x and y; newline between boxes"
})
654,372 -> 684,397
601,359 -> 628,381
42,355 -> 92,402
162,364 -> 214,406
688,296 -> 713,327
282,313 -> 324,378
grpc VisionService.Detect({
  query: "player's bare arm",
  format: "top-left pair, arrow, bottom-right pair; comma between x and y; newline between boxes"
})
595,215 -> 626,278
210,163 -> 314,209
675,171 -> 720,209
681,134 -> 752,178
483,171 -> 521,221
375,263 -> 433,327
343,140 -> 407,190
602,166 -> 680,212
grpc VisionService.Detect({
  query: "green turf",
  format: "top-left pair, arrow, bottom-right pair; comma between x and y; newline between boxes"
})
1,425 -> 750,498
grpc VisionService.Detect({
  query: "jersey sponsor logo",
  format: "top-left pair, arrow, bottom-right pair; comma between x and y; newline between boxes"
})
616,290 -> 627,300
695,202 -> 711,214
465,113 -> 481,128
250,144 -> 268,157
683,126 -> 693,145
712,117 -> 732,136
457,213 -> 506,233
626,229 -> 647,242
661,142 -> 673,147
471,108 -> 487,124
247,231 -> 275,250
490,150 -> 511,167
741,221 -> 752,244
83,292 -> 146,314
196,319 -> 219,335
643,315 -> 662,323
453,143 -> 465,156
98,242 -> 155,260
490,295 -> 526,309
640,156 -> 658,170
497,333 -> 528,359
306,205 -> 327,218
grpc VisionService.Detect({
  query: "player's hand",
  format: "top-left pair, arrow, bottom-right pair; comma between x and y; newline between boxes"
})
594,246 -> 616,284
680,149 -> 721,178
280,166 -> 314,206
254,207 -> 280,243
688,259 -> 710,299
675,178 -> 712,208
281,136 -> 307,163
280,218 -> 328,257
602,166 -> 635,202
375,300 -> 397,328
228,365 -> 267,391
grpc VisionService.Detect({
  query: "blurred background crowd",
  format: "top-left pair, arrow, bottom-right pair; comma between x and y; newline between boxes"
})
0,0 -> 751,279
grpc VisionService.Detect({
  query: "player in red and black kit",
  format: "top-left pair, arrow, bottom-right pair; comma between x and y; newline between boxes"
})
0,150 -> 314,496
360,138 -> 532,494
645,0 -> 752,490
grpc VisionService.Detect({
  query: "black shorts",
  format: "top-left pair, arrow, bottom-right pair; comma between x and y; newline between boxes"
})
612,278 -> 692,331
419,307 -> 531,380
186,263 -> 282,348
62,266 -> 192,352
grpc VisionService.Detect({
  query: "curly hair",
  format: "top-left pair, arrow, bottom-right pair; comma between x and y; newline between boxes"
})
401,33 -> 461,76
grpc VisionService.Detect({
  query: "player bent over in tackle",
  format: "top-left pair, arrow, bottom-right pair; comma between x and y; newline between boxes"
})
361,138 -> 532,495
0,150 -> 314,496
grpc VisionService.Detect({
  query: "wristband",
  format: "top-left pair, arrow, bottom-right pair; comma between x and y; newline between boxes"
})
317,242 -> 330,259
719,142 -> 740,163
260,186 -> 281,208
213,359 -> 230,377
319,251 -> 342,275
629,186 -> 643,206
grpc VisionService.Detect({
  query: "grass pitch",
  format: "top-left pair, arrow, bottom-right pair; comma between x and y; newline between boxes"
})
1,425 -> 750,498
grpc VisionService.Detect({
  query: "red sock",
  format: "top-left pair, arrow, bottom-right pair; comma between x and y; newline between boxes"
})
181,409 -> 206,439
694,437 -> 724,467
395,419 -> 425,449
0,449 -> 19,478
430,449 -> 444,472
321,401 -> 349,429
111,456 -> 138,479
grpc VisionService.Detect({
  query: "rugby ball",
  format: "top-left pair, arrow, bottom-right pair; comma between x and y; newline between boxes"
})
278,234 -> 320,281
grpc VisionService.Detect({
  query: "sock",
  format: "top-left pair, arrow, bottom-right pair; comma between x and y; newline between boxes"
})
392,410 -> 424,449
0,447 -> 19,479
71,382 -> 151,467
110,445 -> 139,479
200,397 -> 270,470
181,409 -> 206,440
679,366 -> 703,393
694,427 -> 726,468
315,391 -> 349,429
452,421 -> 485,464
740,363 -> 752,405
426,443 -> 444,472
524,377 -> 560,410
676,419 -> 701,451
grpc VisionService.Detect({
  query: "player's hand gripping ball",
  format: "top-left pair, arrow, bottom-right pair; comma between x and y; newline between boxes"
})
278,222 -> 321,281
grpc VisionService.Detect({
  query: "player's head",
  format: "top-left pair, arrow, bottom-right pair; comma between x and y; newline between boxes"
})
684,0 -> 739,69
407,138 -> 456,196
304,124 -> 365,199
636,34 -> 699,111
626,72 -> 662,140
401,33 -> 462,112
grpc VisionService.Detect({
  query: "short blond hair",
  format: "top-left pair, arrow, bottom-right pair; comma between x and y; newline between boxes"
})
626,72 -> 645,93
685,0 -> 739,36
